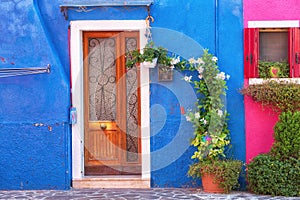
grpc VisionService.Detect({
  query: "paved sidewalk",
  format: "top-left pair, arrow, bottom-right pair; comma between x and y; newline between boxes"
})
0,188 -> 299,200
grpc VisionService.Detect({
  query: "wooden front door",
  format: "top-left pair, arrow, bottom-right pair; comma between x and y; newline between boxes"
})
83,31 -> 141,175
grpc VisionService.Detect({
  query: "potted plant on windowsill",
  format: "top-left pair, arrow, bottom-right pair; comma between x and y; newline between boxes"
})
183,49 -> 243,193
258,60 -> 289,78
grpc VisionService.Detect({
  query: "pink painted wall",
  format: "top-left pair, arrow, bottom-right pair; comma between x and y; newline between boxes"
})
244,1 -> 300,162
244,0 -> 300,27
245,95 -> 278,163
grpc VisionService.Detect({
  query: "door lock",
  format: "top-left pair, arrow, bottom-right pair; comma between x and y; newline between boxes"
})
100,123 -> 107,130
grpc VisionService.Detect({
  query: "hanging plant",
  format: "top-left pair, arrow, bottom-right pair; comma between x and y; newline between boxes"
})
241,80 -> 300,112
125,42 -> 185,70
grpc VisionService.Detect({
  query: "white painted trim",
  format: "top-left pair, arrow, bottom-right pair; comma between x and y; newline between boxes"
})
70,20 -> 150,183
249,78 -> 300,85
248,20 -> 299,28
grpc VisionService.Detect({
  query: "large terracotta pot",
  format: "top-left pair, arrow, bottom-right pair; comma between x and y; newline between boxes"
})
201,173 -> 225,193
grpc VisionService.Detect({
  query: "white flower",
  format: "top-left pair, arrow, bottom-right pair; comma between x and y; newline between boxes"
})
186,116 -> 191,121
170,56 -> 180,65
226,74 -> 230,80
217,109 -> 223,117
189,57 -> 197,64
197,66 -> 204,74
221,72 -> 226,80
200,118 -> 207,124
212,56 -> 218,62
184,75 -> 192,82
194,112 -> 200,119
216,72 -> 225,80
198,74 -> 203,79
170,65 -> 175,70
197,58 -> 205,65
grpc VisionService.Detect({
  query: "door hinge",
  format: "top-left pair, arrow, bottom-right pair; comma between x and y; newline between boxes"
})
246,54 -> 253,65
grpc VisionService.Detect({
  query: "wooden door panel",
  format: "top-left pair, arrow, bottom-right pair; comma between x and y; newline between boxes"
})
86,130 -> 121,163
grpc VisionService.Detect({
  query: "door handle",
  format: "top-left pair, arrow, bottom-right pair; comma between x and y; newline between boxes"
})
100,123 -> 107,130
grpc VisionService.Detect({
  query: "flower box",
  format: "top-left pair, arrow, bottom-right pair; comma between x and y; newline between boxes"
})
142,58 -> 158,68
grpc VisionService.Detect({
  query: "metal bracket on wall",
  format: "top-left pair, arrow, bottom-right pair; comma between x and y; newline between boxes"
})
60,0 -> 154,20
0,64 -> 51,78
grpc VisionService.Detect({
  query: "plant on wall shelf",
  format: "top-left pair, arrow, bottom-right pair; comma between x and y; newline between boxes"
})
183,49 -> 243,193
125,42 -> 185,70
258,60 -> 289,78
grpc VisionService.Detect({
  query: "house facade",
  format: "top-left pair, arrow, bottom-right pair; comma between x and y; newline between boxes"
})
0,0 -> 298,190
243,0 -> 300,162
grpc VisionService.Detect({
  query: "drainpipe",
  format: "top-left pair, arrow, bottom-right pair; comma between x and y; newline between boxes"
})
68,26 -> 72,106
215,0 -> 219,56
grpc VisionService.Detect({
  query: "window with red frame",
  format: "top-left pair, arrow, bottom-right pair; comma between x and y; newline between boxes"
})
244,27 -> 300,78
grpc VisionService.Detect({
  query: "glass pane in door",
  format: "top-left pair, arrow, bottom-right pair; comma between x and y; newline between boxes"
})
88,38 -> 116,121
125,37 -> 139,163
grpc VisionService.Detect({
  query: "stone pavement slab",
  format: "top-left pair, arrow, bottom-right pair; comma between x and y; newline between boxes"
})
0,188 -> 299,200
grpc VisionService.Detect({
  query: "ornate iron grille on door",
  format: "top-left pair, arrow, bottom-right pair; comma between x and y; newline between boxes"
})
126,37 -> 139,163
88,38 -> 117,122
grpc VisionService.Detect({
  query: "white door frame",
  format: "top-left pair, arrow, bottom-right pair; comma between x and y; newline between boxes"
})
70,20 -> 150,183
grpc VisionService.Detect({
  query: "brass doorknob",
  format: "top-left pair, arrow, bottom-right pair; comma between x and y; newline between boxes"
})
100,123 -> 107,130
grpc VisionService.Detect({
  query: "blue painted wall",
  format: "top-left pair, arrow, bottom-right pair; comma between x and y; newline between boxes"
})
217,0 -> 245,163
150,0 -> 245,187
0,0 -> 244,189
0,0 -> 70,189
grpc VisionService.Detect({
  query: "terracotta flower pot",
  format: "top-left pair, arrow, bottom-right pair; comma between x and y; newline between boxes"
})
201,173 -> 225,193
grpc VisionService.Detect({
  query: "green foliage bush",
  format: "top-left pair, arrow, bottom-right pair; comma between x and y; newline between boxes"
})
271,111 -> 300,159
241,80 -> 300,112
247,111 -> 300,197
243,65 -> 300,196
247,154 -> 300,197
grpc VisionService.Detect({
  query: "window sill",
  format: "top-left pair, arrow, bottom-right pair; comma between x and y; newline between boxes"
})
249,78 -> 300,85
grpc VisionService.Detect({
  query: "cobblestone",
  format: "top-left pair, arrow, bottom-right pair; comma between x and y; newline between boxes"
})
0,188 -> 299,200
